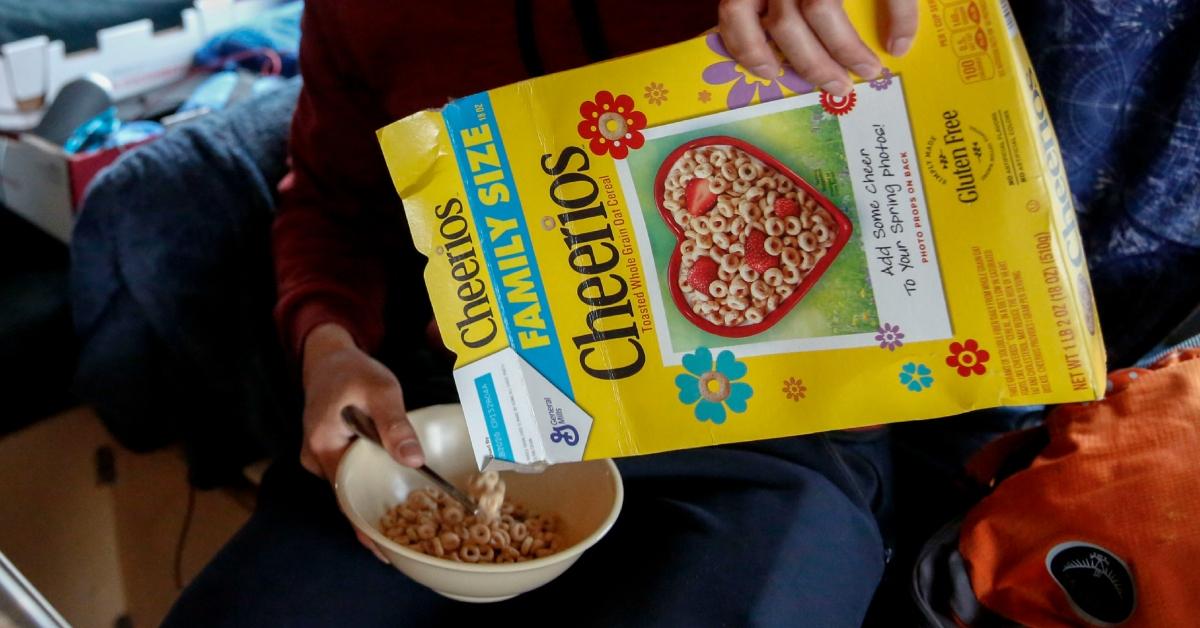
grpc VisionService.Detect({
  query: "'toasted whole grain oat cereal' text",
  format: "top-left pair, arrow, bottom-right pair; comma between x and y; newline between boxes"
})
379,0 -> 1107,471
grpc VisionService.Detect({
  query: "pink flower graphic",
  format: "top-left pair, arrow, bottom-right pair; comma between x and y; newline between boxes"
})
702,33 -> 813,109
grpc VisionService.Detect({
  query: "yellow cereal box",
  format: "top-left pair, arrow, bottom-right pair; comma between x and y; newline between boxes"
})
379,0 -> 1105,470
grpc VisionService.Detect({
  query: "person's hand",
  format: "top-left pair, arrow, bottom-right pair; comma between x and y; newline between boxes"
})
717,0 -> 918,97
299,322 -> 424,560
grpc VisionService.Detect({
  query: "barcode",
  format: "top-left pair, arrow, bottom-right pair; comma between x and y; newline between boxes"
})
998,0 -> 1018,38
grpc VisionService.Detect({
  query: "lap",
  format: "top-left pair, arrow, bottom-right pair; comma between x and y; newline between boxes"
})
164,431 -> 890,628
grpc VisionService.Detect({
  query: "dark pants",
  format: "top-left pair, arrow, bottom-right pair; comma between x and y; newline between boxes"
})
164,427 -> 892,627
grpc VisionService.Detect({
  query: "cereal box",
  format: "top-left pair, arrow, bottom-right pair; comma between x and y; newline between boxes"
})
378,0 -> 1106,471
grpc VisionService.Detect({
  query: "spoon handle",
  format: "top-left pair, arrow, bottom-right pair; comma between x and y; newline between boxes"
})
340,405 -> 479,515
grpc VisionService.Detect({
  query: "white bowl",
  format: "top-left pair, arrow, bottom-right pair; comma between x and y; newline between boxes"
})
335,403 -> 623,602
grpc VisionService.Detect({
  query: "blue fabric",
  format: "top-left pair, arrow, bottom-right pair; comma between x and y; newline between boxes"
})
1138,304 -> 1200,366
69,78 -> 303,486
193,1 -> 303,78
1012,0 -> 1200,365
164,430 -> 892,628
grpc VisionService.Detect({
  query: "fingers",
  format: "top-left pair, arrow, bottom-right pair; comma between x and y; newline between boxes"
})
717,0 -> 919,97
718,0 -> 777,79
370,387 -> 425,468
301,391 -> 422,479
765,2 -> 852,96
301,409 -> 354,480
885,0 -> 919,56
798,0 -> 882,79
356,529 -> 389,564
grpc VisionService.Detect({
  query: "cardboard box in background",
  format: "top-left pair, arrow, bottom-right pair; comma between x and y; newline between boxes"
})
0,0 -> 287,243
0,0 -> 285,131
0,133 -> 152,243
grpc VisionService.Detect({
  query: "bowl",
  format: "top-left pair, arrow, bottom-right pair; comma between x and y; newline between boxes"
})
335,404 -> 623,602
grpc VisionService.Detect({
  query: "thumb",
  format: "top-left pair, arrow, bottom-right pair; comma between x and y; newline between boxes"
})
886,0 -> 919,56
366,391 -> 425,468
302,414 -> 355,480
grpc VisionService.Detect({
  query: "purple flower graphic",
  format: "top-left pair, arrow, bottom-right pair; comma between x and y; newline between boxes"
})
875,322 -> 905,351
702,33 -> 813,109
869,68 -> 895,91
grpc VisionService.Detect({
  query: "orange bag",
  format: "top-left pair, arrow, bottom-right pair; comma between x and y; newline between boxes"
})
959,349 -> 1200,626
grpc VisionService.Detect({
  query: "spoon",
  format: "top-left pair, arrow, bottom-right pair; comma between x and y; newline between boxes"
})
340,405 -> 479,516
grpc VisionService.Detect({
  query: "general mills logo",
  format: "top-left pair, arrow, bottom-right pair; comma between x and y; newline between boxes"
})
549,423 -> 579,446
545,398 -> 580,446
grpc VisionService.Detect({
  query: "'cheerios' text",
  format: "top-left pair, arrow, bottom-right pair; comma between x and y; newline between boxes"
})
541,147 -> 646,380
436,197 -> 498,348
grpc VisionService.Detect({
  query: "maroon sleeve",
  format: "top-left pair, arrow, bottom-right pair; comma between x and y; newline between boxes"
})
273,0 -> 717,360
271,1 -> 397,358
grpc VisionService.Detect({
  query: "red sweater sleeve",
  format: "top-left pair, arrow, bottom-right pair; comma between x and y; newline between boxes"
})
271,2 -> 397,358
273,1 -> 715,360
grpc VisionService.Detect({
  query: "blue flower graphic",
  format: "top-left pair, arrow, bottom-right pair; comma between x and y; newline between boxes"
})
675,347 -> 753,424
899,362 -> 934,392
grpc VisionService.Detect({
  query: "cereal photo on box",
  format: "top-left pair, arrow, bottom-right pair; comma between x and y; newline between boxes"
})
619,87 -> 948,362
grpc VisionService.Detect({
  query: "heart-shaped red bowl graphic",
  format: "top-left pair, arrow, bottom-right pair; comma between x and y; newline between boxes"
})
654,136 -> 853,338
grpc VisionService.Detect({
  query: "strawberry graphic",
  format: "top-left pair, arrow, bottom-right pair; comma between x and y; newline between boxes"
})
773,197 -> 801,219
744,229 -> 779,272
685,179 -> 718,216
687,256 -> 719,295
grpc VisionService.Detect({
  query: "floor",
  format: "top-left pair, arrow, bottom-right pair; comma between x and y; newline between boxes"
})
0,407 -> 254,627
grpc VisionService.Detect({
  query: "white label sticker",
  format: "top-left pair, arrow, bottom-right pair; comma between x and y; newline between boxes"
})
453,348 -> 593,471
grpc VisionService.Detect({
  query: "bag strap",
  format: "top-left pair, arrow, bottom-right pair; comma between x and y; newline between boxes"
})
964,426 -> 1047,489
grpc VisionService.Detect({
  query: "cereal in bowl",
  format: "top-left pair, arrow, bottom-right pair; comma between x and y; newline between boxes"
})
663,143 -> 839,329
379,471 -> 565,564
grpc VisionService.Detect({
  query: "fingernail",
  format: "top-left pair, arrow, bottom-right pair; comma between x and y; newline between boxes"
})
749,64 -> 777,79
851,63 -> 881,79
821,80 -> 851,97
398,440 -> 424,465
889,37 -> 913,57
375,552 -> 389,564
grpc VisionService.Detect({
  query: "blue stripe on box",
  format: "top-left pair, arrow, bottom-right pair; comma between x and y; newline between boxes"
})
442,92 -> 573,400
473,373 -> 513,462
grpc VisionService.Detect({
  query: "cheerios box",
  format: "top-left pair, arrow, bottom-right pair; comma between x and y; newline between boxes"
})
379,0 -> 1105,471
